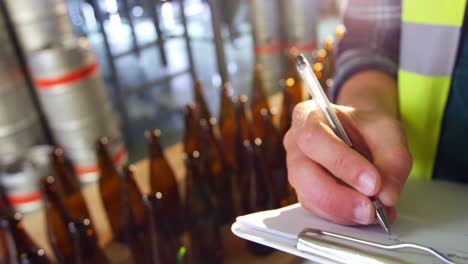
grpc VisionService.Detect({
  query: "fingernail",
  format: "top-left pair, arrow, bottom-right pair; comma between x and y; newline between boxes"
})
380,191 -> 399,206
359,172 -> 376,195
353,203 -> 371,224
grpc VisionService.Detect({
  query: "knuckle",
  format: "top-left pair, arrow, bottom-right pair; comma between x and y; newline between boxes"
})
387,145 -> 413,176
283,130 -> 294,150
285,156 -> 301,187
292,100 -> 320,129
291,102 -> 310,128
331,148 -> 349,175
315,192 -> 336,215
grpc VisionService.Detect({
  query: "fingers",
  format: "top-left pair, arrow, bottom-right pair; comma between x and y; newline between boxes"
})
287,149 -> 375,225
356,118 -> 413,207
289,101 -> 382,197
286,100 -> 411,226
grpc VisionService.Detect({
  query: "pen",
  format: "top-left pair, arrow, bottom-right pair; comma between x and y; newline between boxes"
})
295,54 -> 391,234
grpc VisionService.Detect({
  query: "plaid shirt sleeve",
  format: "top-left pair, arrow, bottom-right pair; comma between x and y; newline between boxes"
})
330,0 -> 402,101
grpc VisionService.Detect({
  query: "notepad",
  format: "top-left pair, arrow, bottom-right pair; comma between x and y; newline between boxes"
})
232,179 -> 468,263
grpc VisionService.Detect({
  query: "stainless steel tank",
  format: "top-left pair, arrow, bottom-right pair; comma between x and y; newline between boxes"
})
4,0 -> 74,52
280,0 -> 319,60
29,39 -> 127,183
0,15 -> 45,161
248,0 -> 284,91
0,157 -> 43,213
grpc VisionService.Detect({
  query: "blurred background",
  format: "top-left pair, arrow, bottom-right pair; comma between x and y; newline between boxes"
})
0,0 -> 344,163
68,0 -> 344,159
0,0 -> 347,262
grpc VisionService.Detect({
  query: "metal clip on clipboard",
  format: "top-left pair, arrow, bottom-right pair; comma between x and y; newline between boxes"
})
296,228 -> 455,264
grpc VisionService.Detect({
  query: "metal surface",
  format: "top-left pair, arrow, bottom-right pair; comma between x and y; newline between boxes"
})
280,0 -> 318,59
0,83 -> 38,131
256,53 -> 285,92
121,0 -> 140,56
27,38 -> 94,79
89,0 -> 130,138
0,158 -> 43,213
0,11 -> 46,160
35,74 -> 113,126
0,119 -> 45,160
248,0 -> 284,91
146,0 -> 168,66
179,0 -> 196,79
13,12 -> 75,52
208,0 -> 230,84
67,135 -> 127,184
4,0 -> 74,52
29,39 -> 125,183
248,0 -> 281,46
297,228 -> 455,264
4,0 -> 67,23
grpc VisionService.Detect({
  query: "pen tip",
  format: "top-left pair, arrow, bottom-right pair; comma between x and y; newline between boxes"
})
295,54 -> 307,69
372,199 -> 391,235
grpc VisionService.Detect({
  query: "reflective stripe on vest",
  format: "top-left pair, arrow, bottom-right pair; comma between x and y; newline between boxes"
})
399,0 -> 467,180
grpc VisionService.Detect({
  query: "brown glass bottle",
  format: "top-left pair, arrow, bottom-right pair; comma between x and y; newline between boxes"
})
185,152 -> 223,263
277,82 -> 298,206
278,81 -> 294,138
42,176 -> 109,264
144,194 -> 187,264
199,118 -> 235,224
5,213 -> 52,263
18,250 -> 50,264
258,109 -> 288,208
233,96 -> 254,213
250,65 -> 272,139
235,95 -> 253,140
313,62 -> 328,92
0,218 -> 16,264
0,186 -> 13,218
146,129 -> 183,235
218,83 -> 237,169
242,140 -> 275,255
285,47 -> 304,106
96,137 -> 128,242
183,103 -> 201,155
193,80 -> 216,126
67,219 -> 110,264
122,165 -> 150,264
41,175 -> 78,263
335,24 -> 346,42
323,37 -> 335,83
50,148 -> 91,221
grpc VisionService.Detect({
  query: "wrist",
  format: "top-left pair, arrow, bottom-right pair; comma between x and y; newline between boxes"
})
336,70 -> 398,118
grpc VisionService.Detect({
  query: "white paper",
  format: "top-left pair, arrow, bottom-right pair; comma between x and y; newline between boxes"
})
234,179 -> 468,263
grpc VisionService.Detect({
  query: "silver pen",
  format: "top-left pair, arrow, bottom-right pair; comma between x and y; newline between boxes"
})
295,54 -> 391,234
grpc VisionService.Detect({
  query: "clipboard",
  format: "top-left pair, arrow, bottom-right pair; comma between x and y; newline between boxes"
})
232,179 -> 468,264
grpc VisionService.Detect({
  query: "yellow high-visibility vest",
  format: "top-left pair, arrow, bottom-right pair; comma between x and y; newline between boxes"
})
399,0 -> 467,180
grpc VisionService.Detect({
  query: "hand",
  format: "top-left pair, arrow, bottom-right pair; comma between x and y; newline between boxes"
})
283,100 -> 412,225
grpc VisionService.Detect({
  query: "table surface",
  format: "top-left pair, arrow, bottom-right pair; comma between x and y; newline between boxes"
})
22,93 -> 312,263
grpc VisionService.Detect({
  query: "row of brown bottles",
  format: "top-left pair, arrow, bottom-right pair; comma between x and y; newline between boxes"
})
97,134 -> 190,264
97,138 -> 128,244
50,148 -> 92,227
0,213 -> 51,264
189,81 -> 238,225
0,65 -> 309,264
184,151 -> 223,263
309,24 -> 347,94
147,129 -> 184,236
42,175 -> 109,264
183,65 -> 303,257
0,24 -> 346,263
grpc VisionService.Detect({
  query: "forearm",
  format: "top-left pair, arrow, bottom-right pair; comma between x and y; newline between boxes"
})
335,70 -> 399,119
